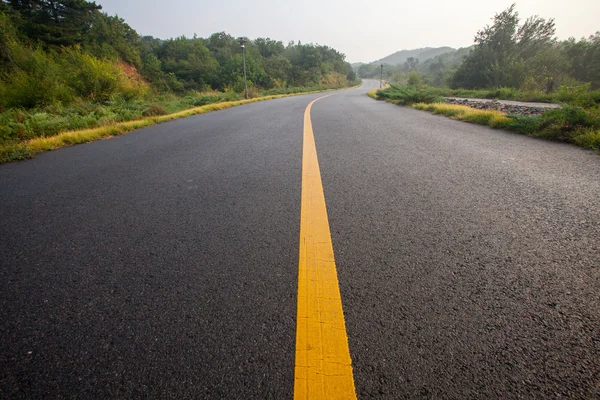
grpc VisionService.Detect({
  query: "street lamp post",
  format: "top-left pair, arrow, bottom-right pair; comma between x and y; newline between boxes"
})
240,38 -> 249,100
380,64 -> 383,88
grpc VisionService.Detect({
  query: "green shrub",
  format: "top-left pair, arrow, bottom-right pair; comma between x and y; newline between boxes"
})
0,124 -> 12,142
542,106 -> 598,128
0,143 -> 33,163
573,130 -> 600,150
192,95 -> 220,107
407,72 -> 422,86
553,84 -> 600,107
0,42 -> 75,108
62,49 -> 122,102
531,106 -> 599,141
377,85 -> 444,105
504,115 -> 543,134
142,104 -> 167,117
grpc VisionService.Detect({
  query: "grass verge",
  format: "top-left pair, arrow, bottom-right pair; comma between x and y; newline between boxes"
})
0,89 -> 340,164
410,102 -> 600,152
367,83 -> 390,99
412,103 -> 512,127
368,85 -> 600,152
374,84 -> 600,107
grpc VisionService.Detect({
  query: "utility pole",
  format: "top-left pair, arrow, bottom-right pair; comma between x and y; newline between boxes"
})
380,64 -> 383,88
240,38 -> 249,100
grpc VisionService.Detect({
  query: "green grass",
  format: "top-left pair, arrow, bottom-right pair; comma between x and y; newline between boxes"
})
0,86 -> 348,164
370,83 -> 600,152
0,92 -> 241,145
0,83 -> 359,149
375,84 -> 600,107
376,85 -> 444,105
410,102 -> 600,152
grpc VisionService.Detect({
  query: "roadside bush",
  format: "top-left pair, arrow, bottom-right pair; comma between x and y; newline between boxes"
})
61,49 -> 148,102
0,41 -> 148,108
246,87 -> 262,99
191,95 -> 219,107
407,72 -> 422,86
377,85 -> 444,105
0,42 -> 75,108
574,130 -> 600,150
504,115 -> 543,134
142,104 -> 167,117
553,84 -> 600,107
62,49 -> 120,102
534,106 -> 600,141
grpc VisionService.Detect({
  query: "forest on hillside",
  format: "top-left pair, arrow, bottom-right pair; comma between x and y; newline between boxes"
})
359,4 -> 599,94
0,0 -> 356,110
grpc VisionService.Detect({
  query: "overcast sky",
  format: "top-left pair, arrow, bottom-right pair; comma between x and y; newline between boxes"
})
96,0 -> 599,63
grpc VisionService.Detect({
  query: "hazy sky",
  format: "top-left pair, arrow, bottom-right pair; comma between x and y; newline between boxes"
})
97,0 -> 599,63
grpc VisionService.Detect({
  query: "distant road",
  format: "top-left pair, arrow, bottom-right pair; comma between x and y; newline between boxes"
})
1,80 -> 599,398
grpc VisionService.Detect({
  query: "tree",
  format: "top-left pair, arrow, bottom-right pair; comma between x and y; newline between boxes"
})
206,32 -> 237,64
159,36 -> 218,90
522,44 -> 570,93
404,56 -> 419,72
84,12 -> 141,66
564,33 -> 600,89
261,55 -> 291,87
4,0 -> 101,47
450,4 -> 557,90
254,37 -> 284,58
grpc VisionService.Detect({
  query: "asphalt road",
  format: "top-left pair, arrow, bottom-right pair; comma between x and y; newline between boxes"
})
1,80 -> 599,399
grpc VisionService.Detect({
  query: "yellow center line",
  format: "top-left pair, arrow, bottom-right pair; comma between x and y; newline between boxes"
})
294,94 -> 357,400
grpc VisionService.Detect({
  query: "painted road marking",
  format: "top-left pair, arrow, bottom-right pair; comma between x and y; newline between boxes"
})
294,95 -> 357,400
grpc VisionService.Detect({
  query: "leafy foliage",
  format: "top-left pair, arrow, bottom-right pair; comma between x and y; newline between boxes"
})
409,102 -> 600,151
3,0 -> 101,47
450,4 -> 600,93
376,85 -> 443,105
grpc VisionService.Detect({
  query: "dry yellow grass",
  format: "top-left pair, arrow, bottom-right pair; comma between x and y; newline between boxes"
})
367,89 -> 379,99
411,102 -> 512,127
366,83 -> 391,99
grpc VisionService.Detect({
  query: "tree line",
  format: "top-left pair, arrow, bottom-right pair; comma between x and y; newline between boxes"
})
359,4 -> 600,94
0,0 -> 356,109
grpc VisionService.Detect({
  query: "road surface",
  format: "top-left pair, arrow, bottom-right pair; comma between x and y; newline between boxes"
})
1,80 -> 599,398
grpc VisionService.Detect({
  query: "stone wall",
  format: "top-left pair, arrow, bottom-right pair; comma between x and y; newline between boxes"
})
444,97 -> 561,116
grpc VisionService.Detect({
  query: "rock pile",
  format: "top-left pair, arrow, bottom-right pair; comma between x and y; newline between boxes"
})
444,97 -> 561,116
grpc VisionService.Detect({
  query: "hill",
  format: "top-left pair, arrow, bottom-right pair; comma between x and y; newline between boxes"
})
374,47 -> 456,66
